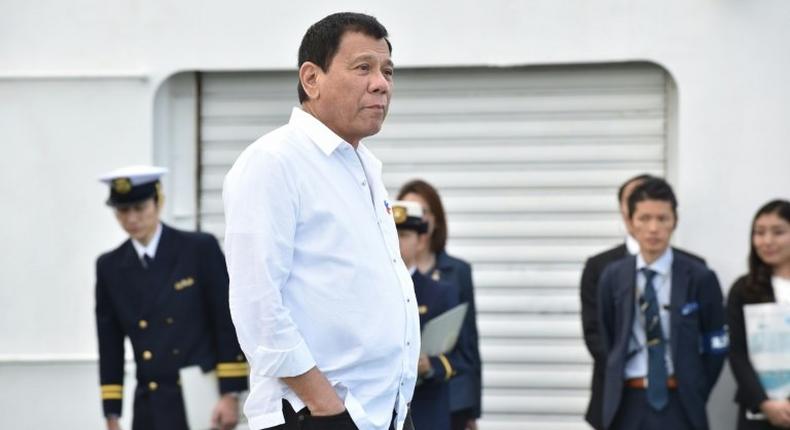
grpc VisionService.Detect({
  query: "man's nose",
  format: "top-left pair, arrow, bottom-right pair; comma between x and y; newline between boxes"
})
369,70 -> 391,93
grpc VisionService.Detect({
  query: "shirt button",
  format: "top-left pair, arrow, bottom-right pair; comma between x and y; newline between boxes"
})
407,342 -> 411,346
142,350 -> 153,361
361,180 -> 367,186
148,381 -> 158,391
138,320 -> 148,329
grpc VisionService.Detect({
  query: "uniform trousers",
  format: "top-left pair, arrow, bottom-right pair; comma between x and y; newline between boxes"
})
610,387 -> 695,430
261,400 -> 414,430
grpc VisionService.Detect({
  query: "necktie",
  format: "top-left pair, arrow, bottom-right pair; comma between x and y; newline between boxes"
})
640,268 -> 668,410
141,254 -> 153,269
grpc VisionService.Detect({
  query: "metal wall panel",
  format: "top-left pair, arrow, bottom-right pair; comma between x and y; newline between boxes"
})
199,63 -> 667,429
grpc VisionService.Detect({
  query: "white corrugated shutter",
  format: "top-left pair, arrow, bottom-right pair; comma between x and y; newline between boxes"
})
198,64 -> 668,430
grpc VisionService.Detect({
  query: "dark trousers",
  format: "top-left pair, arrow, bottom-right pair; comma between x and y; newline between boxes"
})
610,387 -> 695,430
262,400 -> 414,430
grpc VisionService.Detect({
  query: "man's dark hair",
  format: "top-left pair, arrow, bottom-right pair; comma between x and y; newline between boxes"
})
627,177 -> 678,219
617,173 -> 654,204
297,12 -> 391,103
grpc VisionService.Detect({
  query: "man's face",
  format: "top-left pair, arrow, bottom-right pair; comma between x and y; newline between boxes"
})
308,31 -> 393,146
619,179 -> 645,236
114,198 -> 160,244
630,199 -> 676,260
398,229 -> 420,267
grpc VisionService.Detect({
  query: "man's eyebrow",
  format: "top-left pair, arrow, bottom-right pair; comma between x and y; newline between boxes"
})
350,54 -> 394,68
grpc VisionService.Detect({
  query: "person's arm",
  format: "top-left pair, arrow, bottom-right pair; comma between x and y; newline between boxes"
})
580,257 -> 605,362
224,150 -> 339,412
597,266 -> 616,357
95,257 -> 126,429
726,281 -> 769,411
421,285 -> 472,385
456,261 -> 483,419
697,269 -> 728,398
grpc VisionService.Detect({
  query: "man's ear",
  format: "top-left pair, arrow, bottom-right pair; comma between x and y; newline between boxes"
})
299,62 -> 321,101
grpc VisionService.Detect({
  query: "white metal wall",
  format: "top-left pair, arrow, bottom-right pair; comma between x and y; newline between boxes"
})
198,64 -> 668,429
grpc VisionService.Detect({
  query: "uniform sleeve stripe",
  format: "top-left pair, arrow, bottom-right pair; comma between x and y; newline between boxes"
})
216,363 -> 250,371
217,369 -> 249,378
100,385 -> 123,393
438,354 -> 454,381
101,393 -> 123,400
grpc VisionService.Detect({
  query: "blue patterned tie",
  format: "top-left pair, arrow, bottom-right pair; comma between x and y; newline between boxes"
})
641,268 -> 668,410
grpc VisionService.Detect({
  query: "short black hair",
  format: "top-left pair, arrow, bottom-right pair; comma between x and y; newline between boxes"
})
627,177 -> 678,219
297,12 -> 391,103
617,173 -> 654,204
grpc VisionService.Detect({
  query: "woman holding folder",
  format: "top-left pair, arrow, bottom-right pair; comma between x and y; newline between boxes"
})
728,199 -> 790,429
398,180 -> 482,430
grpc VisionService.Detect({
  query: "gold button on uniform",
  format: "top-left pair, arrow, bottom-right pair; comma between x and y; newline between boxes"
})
165,317 -> 174,325
148,381 -> 158,391
172,349 -> 180,355
138,320 -> 148,329
142,350 -> 153,360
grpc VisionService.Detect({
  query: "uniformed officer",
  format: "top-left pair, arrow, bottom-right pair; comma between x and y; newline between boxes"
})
597,177 -> 728,430
393,200 -> 469,430
95,166 -> 248,430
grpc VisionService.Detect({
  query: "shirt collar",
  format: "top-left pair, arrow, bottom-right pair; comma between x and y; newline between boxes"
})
625,234 -> 640,255
131,223 -> 163,259
289,107 -> 347,156
636,246 -> 673,276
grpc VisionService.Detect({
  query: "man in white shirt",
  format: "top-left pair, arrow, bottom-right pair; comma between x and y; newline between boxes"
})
222,12 -> 419,430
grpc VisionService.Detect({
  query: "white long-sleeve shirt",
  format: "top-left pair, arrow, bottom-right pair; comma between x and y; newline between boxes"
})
223,107 -> 420,430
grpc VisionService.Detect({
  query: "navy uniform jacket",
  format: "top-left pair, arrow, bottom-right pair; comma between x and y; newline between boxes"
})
433,250 -> 482,418
580,244 -> 705,429
95,224 -> 248,430
598,252 -> 727,430
411,270 -> 469,430
727,275 -> 783,430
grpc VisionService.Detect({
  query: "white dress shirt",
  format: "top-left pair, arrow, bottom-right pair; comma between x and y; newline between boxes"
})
131,222 -> 162,260
223,108 -> 420,430
625,248 -> 675,378
773,276 -> 790,305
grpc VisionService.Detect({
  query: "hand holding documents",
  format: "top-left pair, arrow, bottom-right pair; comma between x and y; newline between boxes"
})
179,365 -> 220,430
420,303 -> 469,356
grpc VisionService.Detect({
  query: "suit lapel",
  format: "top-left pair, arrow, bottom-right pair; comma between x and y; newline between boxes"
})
617,255 -> 637,345
143,224 -> 181,316
670,256 -> 691,361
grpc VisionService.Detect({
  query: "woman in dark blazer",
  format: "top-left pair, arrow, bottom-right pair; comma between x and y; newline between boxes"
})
398,179 -> 482,430
728,199 -> 790,429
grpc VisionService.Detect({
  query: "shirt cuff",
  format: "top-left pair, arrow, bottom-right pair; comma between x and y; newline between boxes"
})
253,339 -> 316,377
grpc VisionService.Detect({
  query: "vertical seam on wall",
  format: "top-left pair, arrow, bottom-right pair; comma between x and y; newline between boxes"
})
195,71 -> 203,232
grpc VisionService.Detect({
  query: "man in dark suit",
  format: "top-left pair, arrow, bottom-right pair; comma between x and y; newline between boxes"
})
580,174 -> 706,429
95,166 -> 248,430
597,178 -> 728,429
394,200 -> 470,430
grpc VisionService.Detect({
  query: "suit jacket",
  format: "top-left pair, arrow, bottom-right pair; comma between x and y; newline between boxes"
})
727,275 -> 778,428
411,270 -> 467,430
95,224 -> 247,429
598,252 -> 726,430
434,250 -> 483,418
580,243 -> 705,429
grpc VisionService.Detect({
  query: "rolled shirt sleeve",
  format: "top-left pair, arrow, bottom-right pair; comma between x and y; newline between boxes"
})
223,148 -> 316,378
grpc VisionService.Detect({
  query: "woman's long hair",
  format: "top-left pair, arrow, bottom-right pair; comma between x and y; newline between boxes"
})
746,199 -> 790,300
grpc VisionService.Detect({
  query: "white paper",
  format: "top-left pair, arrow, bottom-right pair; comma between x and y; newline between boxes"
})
179,365 -> 220,430
420,303 -> 468,356
744,303 -> 790,400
